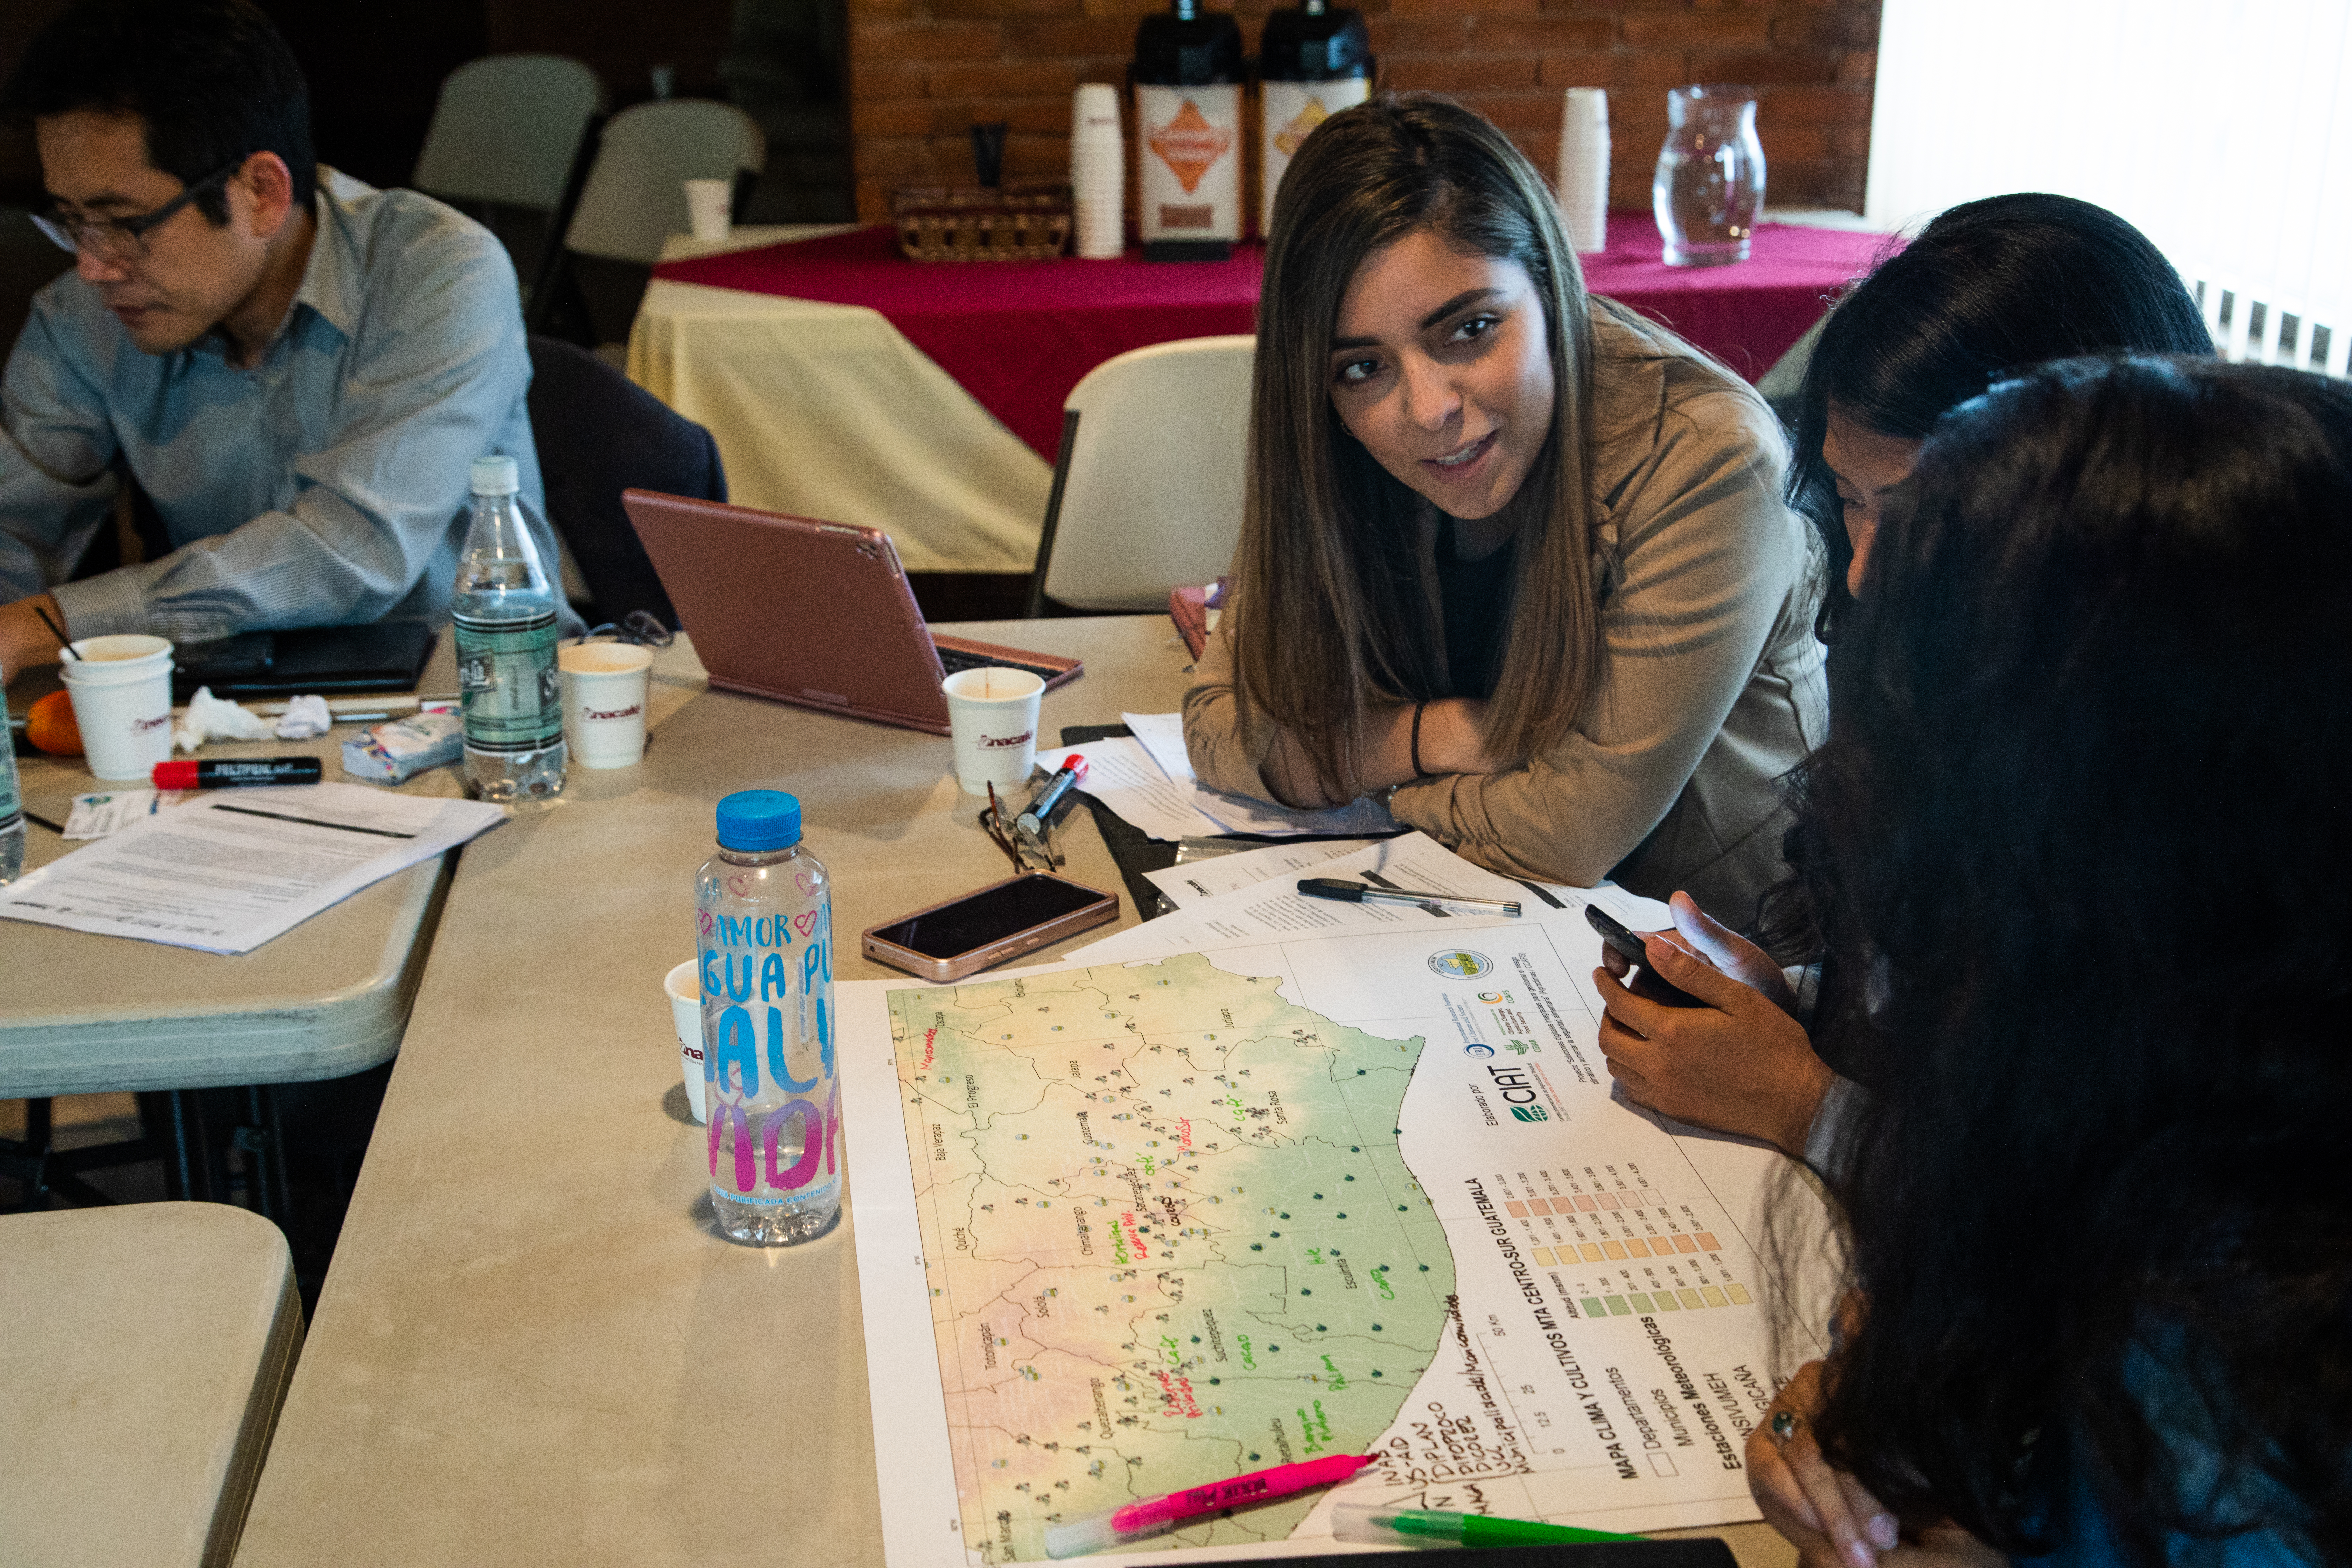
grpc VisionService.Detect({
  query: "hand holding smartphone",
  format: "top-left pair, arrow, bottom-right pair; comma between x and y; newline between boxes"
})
1584,904 -> 1707,1009
863,873 -> 1119,980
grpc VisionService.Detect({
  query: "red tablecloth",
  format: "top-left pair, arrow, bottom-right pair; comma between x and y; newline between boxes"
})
654,219 -> 1888,463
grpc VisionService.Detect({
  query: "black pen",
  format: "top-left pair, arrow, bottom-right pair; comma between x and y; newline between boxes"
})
1299,877 -> 1521,916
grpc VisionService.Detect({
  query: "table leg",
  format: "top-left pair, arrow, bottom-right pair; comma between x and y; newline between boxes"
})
162,1090 -> 216,1203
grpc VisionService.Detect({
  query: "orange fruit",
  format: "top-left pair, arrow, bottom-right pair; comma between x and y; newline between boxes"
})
26,689 -> 82,755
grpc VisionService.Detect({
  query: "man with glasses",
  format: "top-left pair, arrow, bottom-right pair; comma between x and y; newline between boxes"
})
0,0 -> 575,677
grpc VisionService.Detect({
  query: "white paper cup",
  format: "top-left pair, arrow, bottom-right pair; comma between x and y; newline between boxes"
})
559,642 -> 655,768
684,177 -> 732,241
943,665 -> 1044,794
663,960 -> 708,1122
61,635 -> 175,780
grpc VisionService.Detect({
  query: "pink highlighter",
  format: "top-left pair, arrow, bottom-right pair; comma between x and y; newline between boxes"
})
1044,1453 -> 1376,1558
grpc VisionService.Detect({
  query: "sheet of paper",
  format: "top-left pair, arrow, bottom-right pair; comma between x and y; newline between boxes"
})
1145,837 -> 1380,909
1046,727 -> 1400,842
839,855 -> 1825,1568
1079,833 -> 1670,962
0,782 -> 504,954
63,788 -> 188,839
1119,710 -> 1195,785
1037,736 -> 1231,839
1119,710 -> 1401,838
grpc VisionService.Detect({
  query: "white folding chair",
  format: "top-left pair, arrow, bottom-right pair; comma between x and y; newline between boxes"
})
411,55 -> 605,213
1026,335 -> 1255,615
563,99 -> 768,265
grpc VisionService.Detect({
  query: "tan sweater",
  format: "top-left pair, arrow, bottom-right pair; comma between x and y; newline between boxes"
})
1183,304 -> 1827,922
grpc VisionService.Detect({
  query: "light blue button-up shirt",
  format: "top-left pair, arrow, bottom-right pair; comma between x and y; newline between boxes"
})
0,169 -> 576,643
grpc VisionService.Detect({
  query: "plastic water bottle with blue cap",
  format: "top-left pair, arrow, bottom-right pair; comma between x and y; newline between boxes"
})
695,789 -> 840,1245
454,454 -> 565,801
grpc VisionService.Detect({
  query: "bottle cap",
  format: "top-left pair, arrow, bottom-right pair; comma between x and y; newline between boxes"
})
716,789 -> 801,852
471,455 -> 521,496
1259,4 -> 1372,81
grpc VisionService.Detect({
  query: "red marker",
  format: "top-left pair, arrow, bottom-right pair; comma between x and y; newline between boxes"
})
152,757 -> 323,789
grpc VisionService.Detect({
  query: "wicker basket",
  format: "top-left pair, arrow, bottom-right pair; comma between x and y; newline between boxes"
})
891,182 -> 1073,262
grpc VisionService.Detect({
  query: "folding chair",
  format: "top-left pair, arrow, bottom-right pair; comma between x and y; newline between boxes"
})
412,54 -> 604,213
1025,335 -> 1255,615
531,98 -> 768,348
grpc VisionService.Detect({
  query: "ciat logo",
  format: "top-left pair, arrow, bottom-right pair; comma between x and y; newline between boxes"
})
581,702 -> 642,722
978,731 -> 1035,749
131,715 -> 170,733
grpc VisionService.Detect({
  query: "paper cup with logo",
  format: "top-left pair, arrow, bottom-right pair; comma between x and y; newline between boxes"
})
60,634 -> 176,781
559,642 -> 655,768
683,178 -> 732,241
663,959 -> 708,1122
943,665 -> 1044,794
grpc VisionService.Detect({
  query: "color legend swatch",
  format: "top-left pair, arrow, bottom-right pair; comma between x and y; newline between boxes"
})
1489,1164 -> 1756,1323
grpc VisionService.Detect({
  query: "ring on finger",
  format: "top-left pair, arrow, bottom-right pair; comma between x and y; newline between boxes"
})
1769,1409 -> 1803,1447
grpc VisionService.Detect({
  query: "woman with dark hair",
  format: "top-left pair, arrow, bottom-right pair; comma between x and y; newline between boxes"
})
1748,356 -> 2351,1568
1792,192 -> 2214,638
1183,96 -> 1826,913
1591,194 -> 2220,1160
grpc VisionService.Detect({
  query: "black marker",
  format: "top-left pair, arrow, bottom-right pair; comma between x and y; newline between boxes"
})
1299,877 -> 1520,916
152,757 -> 323,789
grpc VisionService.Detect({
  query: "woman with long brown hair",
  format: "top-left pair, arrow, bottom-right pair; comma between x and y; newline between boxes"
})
1183,95 -> 1824,914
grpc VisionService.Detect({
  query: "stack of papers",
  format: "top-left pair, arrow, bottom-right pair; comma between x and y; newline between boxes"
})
0,782 -> 505,954
1037,712 -> 1397,842
1088,830 -> 1672,957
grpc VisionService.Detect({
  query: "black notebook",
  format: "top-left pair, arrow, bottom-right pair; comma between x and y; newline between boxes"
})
171,622 -> 438,701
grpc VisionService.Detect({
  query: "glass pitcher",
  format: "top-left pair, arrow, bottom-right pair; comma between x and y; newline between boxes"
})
1652,84 -> 1765,267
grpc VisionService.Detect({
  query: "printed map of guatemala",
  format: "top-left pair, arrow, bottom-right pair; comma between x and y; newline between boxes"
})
885,953 -> 1455,1563
846,893 -> 1824,1568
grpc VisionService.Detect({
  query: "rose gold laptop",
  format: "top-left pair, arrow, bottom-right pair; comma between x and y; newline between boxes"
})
621,490 -> 1081,735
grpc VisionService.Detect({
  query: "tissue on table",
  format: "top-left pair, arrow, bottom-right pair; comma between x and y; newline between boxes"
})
174,686 -> 274,751
274,693 -> 333,740
341,710 -> 463,783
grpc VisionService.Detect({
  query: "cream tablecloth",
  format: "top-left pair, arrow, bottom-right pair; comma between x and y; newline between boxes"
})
625,227 -> 1051,574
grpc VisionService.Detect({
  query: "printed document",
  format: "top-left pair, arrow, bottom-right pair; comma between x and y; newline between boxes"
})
1145,838 -> 1380,910
838,835 -> 1825,1568
1042,726 -> 1396,843
0,782 -> 504,954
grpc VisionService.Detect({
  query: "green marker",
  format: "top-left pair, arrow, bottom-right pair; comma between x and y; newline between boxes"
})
1333,1502 -> 1644,1548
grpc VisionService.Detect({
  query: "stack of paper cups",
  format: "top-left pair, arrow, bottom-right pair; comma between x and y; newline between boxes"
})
1071,83 -> 1125,260
1556,87 -> 1610,254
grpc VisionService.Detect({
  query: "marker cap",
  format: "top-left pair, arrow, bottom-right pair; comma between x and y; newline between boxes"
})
152,759 -> 198,790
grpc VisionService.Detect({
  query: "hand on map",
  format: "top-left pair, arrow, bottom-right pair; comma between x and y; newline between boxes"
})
1749,1361 -> 2004,1568
1592,892 -> 1831,1157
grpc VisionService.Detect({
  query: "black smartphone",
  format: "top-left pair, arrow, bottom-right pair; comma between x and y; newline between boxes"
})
862,873 -> 1119,980
1585,904 -> 1707,1009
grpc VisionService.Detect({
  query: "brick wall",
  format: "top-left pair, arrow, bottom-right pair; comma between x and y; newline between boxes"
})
849,0 -> 1879,225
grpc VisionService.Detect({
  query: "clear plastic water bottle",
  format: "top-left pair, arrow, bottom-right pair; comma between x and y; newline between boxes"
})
453,455 -> 565,801
0,667 -> 23,886
695,790 -> 841,1246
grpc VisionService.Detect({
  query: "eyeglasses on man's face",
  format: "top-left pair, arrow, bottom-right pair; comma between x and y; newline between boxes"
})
31,161 -> 240,265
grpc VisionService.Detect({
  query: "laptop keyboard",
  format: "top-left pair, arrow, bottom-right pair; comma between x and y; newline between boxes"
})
936,645 -> 1067,685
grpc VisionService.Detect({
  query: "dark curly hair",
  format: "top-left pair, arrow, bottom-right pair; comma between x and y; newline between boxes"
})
1785,356 -> 2352,1564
